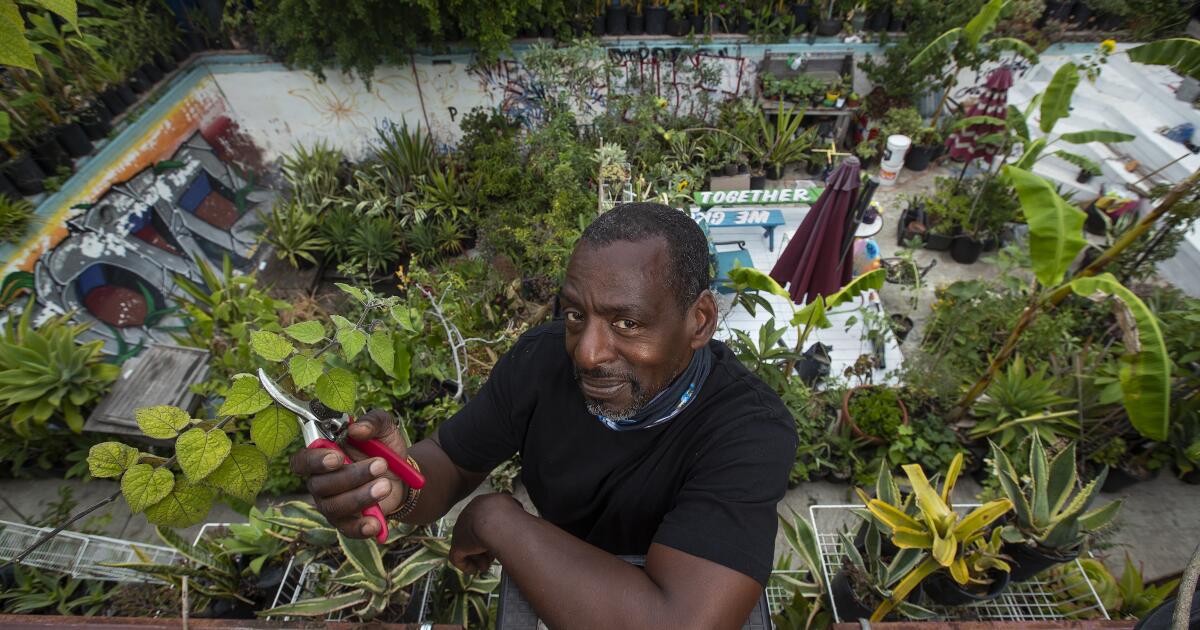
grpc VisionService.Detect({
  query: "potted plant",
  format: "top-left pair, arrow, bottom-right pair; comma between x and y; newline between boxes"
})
0,121 -> 47,196
592,0 -> 607,34
666,0 -> 690,35
629,0 -> 646,33
990,436 -> 1124,583
857,452 -> 1014,619
645,0 -> 669,33
816,0 -> 843,35
849,1 -> 867,30
866,0 -> 891,31
756,98 -> 815,180
905,125 -> 941,172
607,0 -> 629,35
841,385 -> 908,443
831,526 -> 933,621
791,1 -> 813,32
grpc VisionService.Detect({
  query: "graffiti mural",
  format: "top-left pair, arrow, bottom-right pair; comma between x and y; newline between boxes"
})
606,45 -> 754,118
29,132 -> 272,359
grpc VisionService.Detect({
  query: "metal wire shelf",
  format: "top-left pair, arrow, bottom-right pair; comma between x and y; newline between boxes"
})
0,519 -> 177,583
808,504 -> 1111,624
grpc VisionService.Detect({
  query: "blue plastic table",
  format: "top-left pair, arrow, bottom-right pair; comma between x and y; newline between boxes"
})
690,208 -> 787,251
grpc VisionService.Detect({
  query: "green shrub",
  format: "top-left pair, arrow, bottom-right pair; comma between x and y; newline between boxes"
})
848,387 -> 904,440
0,195 -> 35,244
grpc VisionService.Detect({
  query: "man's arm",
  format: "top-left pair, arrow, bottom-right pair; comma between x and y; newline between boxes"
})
291,410 -> 488,536
451,493 -> 763,630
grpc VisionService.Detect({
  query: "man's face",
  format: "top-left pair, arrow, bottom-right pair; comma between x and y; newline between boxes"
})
560,238 -> 714,420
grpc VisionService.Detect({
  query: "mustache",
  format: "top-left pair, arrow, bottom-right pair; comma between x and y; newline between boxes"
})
574,366 -> 635,382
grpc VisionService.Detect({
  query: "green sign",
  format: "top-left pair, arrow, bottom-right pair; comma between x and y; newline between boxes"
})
695,187 -> 823,207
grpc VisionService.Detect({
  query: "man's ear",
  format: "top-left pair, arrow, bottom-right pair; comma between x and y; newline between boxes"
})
689,289 -> 718,350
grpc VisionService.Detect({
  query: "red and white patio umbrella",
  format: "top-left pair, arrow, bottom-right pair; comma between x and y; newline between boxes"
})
945,66 -> 1014,162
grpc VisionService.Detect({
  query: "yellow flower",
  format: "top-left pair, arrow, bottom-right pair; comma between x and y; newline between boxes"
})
676,179 -> 690,192
663,130 -> 674,141
655,97 -> 668,108
1100,39 -> 1116,54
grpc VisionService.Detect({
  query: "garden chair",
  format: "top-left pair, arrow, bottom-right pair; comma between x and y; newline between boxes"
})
698,219 -> 755,294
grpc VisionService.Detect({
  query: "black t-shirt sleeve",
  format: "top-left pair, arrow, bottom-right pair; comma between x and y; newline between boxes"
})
651,413 -> 796,586
436,333 -> 540,474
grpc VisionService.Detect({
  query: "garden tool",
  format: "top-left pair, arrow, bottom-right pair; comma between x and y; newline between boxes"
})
256,368 -> 426,543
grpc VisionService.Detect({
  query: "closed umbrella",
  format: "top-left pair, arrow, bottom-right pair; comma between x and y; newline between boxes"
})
769,156 -> 862,305
945,66 -> 1014,163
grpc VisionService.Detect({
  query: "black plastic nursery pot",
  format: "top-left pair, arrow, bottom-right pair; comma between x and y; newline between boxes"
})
117,82 -> 138,105
905,144 -> 936,171
890,313 -> 914,343
1072,2 -> 1093,27
951,234 -> 983,264
924,231 -> 955,251
766,163 -> 785,180
831,568 -> 876,621
628,12 -> 645,34
1076,169 -> 1095,184
750,174 -> 767,190
817,18 -> 841,36
79,104 -> 113,141
541,24 -> 557,38
130,68 -> 151,94
3,152 -> 45,195
667,16 -> 689,36
792,4 -> 811,30
31,133 -> 69,172
690,13 -> 705,33
99,87 -> 126,115
1003,542 -> 1079,583
141,62 -> 163,83
867,6 -> 891,30
1085,203 -> 1110,235
723,163 -> 739,176
606,7 -> 627,35
645,6 -> 667,33
1101,465 -> 1159,492
0,171 -> 19,198
155,52 -> 177,74
922,569 -> 1011,606
171,41 -> 191,62
56,122 -> 94,158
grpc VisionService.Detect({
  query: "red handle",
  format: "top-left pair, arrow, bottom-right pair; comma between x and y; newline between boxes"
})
346,436 -> 427,490
308,437 -> 388,543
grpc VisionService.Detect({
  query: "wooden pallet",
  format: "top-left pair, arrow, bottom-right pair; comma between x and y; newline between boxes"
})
84,344 -> 210,438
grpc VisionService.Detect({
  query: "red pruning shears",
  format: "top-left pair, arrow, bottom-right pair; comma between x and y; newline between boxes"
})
256,368 -> 426,543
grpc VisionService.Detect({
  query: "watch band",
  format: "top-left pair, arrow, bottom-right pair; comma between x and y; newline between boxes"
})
391,456 -> 423,521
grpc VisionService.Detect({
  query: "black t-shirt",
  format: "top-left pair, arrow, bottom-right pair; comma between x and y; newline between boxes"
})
437,321 -> 797,585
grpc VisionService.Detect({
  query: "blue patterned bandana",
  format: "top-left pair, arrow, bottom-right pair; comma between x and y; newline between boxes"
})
595,345 -> 713,431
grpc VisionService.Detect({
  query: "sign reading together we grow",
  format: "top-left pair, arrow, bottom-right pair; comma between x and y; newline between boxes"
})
694,187 -> 823,208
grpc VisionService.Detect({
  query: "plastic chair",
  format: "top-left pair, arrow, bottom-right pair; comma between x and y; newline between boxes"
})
699,219 -> 755,294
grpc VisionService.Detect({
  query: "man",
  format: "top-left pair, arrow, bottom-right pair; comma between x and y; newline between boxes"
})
292,203 -> 797,629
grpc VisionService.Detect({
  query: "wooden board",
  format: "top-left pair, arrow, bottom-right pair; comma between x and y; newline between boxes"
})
85,344 -> 210,438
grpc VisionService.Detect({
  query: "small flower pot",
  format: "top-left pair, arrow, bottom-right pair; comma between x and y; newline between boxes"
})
795,342 -> 831,387
32,133 -> 69,172
0,171 -> 19,198
56,122 -> 93,158
591,14 -> 605,35
1101,464 -> 1159,492
791,4 -> 811,32
750,174 -> 767,189
140,62 -> 163,83
1085,202 -> 1109,235
904,144 -> 936,171
851,14 -> 866,31
100,88 -> 126,115
831,567 -> 876,621
806,159 -> 822,175
628,12 -> 645,34
2,152 -> 46,195
852,518 -> 900,560
1003,542 -> 1079,583
924,231 -> 955,251
129,68 -> 151,93
766,163 -> 785,180
606,6 -> 628,35
690,13 -> 705,33
867,6 -> 891,30
738,163 -> 749,174
117,82 -> 138,105
817,18 -> 841,36
1071,2 -> 1092,26
541,24 -> 557,38
171,41 -> 191,62
841,385 -> 909,444
645,6 -> 668,33
889,313 -> 914,343
79,104 -> 113,141
723,163 -> 739,176
154,52 -> 177,74
950,234 -> 983,264
923,569 -> 1011,606
888,14 -> 906,31
184,31 -> 204,51
667,16 -> 689,36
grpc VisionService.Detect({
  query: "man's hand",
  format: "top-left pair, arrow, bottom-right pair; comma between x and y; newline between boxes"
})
449,493 -> 522,574
290,409 -> 409,538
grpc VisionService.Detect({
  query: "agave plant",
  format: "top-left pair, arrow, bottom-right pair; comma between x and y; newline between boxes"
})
990,436 -> 1122,552
857,452 -> 1013,620
968,355 -> 1077,447
376,118 -> 437,183
0,303 -> 119,436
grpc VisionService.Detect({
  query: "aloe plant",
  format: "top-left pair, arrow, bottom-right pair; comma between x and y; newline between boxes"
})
857,452 -> 1013,620
990,436 -> 1122,552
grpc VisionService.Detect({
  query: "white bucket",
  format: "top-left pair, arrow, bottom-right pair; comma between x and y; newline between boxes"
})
878,134 -> 911,187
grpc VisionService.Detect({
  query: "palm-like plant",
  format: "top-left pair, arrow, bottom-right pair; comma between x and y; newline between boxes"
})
754,98 -> 815,176
258,201 -> 328,268
968,354 -> 1076,447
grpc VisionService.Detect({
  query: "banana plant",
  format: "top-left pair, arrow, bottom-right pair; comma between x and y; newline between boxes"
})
989,436 -> 1123,552
857,452 -> 1013,620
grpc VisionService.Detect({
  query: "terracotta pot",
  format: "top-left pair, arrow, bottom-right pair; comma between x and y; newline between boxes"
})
841,385 -> 909,444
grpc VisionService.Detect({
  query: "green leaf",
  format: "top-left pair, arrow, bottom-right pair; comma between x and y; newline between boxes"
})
250,330 -> 294,362
963,0 -> 1006,49
1004,166 -> 1087,287
1052,150 -> 1103,176
87,442 -> 139,478
207,444 -> 268,502
1014,137 -> 1048,170
218,375 -> 272,416
264,590 -> 366,618
316,367 -> 356,413
726,266 -> 789,298
390,305 -> 416,331
288,353 -> 323,389
135,406 -> 192,439
988,37 -> 1039,64
791,268 -> 886,331
1040,63 -> 1080,134
0,0 -> 37,71
951,115 -> 1009,130
121,464 -> 175,513
283,321 -> 325,344
335,283 -> 368,303
367,331 -> 394,376
33,0 -> 77,25
1069,273 -> 1171,441
1007,105 -> 1030,141
337,327 -> 367,360
176,428 -> 233,482
910,28 -> 963,71
331,314 -> 355,331
1058,130 -> 1137,145
144,479 -> 215,528
251,406 -> 300,458
1127,38 -> 1200,81
1078,498 -> 1122,532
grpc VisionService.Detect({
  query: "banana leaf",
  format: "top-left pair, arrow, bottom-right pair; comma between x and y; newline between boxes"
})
1052,150 -> 1102,176
1040,63 -> 1081,134
1004,166 -> 1087,287
911,28 -> 963,71
1058,130 -> 1136,144
963,0 -> 1007,48
1127,38 -> 1200,81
